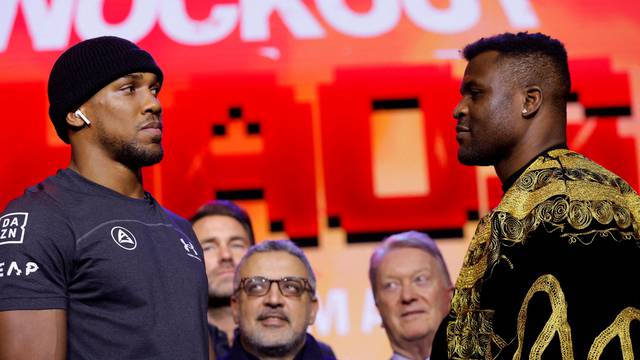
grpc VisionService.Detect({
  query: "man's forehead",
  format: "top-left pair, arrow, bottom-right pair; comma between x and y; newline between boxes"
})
194,215 -> 245,233
240,251 -> 308,277
378,247 -> 435,275
465,51 -> 501,73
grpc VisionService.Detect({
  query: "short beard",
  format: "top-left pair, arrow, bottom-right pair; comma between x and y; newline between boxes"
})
457,149 -> 497,166
99,134 -> 163,169
457,134 -> 512,167
243,330 -> 306,358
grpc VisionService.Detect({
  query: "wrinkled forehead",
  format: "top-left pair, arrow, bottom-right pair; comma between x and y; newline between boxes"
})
193,215 -> 247,237
240,251 -> 308,279
377,247 -> 437,278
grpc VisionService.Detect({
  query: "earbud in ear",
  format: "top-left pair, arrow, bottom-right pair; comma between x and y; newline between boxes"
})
74,109 -> 92,125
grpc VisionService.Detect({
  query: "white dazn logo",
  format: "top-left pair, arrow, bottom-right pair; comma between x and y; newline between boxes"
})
111,226 -> 137,250
0,212 -> 28,246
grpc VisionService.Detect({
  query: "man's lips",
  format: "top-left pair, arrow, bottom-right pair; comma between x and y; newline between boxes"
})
258,311 -> 289,326
139,120 -> 163,137
213,265 -> 235,277
401,309 -> 426,318
456,125 -> 470,143
215,269 -> 234,278
456,125 -> 470,133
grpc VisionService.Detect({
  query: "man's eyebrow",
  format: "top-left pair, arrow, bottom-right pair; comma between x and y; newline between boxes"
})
460,80 -> 480,92
199,238 -> 217,244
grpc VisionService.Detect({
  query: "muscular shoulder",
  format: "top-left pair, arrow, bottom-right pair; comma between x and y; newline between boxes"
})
1,176 -> 76,251
160,206 -> 196,237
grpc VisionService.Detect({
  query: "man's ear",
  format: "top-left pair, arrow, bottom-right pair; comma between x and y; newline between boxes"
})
522,86 -> 542,118
66,109 -> 89,128
230,295 -> 240,324
308,296 -> 319,326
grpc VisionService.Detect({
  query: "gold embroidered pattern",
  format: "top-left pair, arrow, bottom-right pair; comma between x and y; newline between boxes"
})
588,307 -> 640,360
446,149 -> 640,360
513,274 -> 574,360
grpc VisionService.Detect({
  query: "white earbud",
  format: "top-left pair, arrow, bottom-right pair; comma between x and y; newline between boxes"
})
74,109 -> 92,125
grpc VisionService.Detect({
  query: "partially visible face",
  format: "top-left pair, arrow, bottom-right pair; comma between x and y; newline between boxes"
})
82,72 -> 163,168
374,248 -> 452,347
232,251 -> 318,358
193,215 -> 251,299
453,51 -> 525,166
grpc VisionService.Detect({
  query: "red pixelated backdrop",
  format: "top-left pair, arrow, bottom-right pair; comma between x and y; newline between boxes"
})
1,1 -> 639,358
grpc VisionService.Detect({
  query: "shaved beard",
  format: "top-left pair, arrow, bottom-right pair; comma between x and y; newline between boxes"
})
98,132 -> 163,169
242,330 -> 306,358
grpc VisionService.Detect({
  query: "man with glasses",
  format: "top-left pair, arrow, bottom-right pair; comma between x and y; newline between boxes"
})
224,240 -> 336,360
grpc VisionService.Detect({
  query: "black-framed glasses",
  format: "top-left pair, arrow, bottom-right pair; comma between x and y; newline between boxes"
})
236,276 -> 314,297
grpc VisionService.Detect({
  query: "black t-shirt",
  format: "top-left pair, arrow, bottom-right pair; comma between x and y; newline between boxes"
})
0,169 -> 209,359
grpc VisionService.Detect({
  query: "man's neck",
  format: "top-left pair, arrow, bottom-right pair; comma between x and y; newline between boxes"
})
494,114 -> 566,183
69,148 -> 145,199
241,334 -> 305,360
207,305 -> 235,345
391,337 -> 431,360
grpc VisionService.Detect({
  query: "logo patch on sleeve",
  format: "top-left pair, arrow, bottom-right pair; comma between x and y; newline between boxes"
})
0,212 -> 29,245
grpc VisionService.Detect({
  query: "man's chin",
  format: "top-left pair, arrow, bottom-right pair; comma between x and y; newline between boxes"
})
458,152 -> 494,166
209,281 -> 233,297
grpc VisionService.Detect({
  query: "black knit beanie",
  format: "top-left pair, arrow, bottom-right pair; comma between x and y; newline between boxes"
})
47,36 -> 164,144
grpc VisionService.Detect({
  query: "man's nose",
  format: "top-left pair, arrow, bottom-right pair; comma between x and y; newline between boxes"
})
142,89 -> 162,116
400,283 -> 417,303
218,244 -> 232,262
453,99 -> 467,120
263,282 -> 284,306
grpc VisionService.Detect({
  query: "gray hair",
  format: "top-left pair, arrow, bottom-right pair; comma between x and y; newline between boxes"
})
369,231 -> 451,294
234,240 -> 317,295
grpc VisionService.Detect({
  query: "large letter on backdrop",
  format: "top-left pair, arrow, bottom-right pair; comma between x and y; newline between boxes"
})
3,0 -> 74,51
159,0 -> 238,45
0,0 -> 20,52
241,0 -> 325,41
403,0 -> 480,34
163,73 -> 318,243
316,0 -> 402,37
76,0 -> 157,41
319,65 -> 478,241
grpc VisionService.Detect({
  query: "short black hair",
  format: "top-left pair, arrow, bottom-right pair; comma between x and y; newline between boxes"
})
463,32 -> 571,107
190,200 -> 255,245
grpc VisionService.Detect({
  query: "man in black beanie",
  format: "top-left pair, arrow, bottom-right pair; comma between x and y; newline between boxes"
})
0,36 -> 210,359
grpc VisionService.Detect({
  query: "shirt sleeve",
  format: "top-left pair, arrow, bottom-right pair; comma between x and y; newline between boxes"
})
0,192 -> 75,310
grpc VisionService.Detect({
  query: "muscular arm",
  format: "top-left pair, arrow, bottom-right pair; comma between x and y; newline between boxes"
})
0,310 -> 66,360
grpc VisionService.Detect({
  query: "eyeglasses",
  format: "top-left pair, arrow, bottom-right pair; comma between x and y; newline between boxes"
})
236,276 -> 314,297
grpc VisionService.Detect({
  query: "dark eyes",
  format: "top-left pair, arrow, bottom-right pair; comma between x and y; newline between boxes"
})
120,84 -> 135,93
381,274 -> 431,292
229,241 -> 247,250
120,83 -> 161,95
202,243 -> 216,252
468,89 -> 482,99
